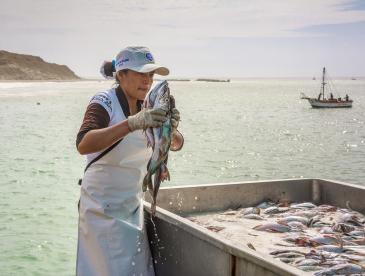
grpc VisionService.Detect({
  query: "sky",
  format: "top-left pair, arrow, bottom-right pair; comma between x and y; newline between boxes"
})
1,0 -> 365,78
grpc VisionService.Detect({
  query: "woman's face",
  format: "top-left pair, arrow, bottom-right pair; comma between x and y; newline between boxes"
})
118,70 -> 154,101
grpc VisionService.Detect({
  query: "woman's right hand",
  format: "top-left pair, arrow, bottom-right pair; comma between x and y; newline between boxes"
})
128,108 -> 167,131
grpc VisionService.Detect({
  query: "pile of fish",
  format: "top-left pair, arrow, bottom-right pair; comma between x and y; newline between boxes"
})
242,201 -> 365,274
192,200 -> 365,275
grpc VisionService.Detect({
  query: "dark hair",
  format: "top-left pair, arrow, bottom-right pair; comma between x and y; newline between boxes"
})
101,61 -> 130,84
103,61 -> 115,78
115,69 -> 130,84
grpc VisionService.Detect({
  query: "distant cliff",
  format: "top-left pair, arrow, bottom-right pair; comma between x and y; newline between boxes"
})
0,50 -> 80,80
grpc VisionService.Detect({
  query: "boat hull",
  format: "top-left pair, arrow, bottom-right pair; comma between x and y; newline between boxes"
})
308,98 -> 352,108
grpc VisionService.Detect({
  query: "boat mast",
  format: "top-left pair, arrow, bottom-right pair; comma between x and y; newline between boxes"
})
321,67 -> 326,100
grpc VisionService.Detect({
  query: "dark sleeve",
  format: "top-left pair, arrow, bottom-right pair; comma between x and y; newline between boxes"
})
76,103 -> 110,148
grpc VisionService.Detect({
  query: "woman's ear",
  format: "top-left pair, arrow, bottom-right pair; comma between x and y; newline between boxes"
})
117,71 -> 121,78
116,71 -> 123,83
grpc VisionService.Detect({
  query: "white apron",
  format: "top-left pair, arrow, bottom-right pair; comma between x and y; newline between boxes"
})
76,130 -> 154,276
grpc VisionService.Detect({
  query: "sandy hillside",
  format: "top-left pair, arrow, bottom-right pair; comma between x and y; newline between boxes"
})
0,50 -> 80,80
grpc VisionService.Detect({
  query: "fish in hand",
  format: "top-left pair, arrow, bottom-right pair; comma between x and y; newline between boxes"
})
142,80 -> 173,216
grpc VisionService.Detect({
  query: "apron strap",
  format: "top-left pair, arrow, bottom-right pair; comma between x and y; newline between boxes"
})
78,139 -> 123,185
83,139 -> 123,173
78,87 -> 143,185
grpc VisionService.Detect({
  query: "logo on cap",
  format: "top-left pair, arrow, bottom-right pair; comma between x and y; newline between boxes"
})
145,53 -> 154,62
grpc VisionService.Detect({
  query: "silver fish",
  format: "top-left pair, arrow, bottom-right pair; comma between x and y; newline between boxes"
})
348,230 -> 365,237
143,81 -> 172,215
283,210 -> 318,219
243,214 -> 264,220
256,201 -> 275,209
342,253 -> 365,261
278,216 -> 309,226
263,206 -> 290,215
338,213 -> 364,226
309,235 -> 340,246
222,210 -> 238,216
273,252 -> 304,259
316,245 -> 344,253
278,258 -> 294,263
270,249 -> 305,256
320,259 -> 348,266
295,258 -> 321,266
253,223 -> 291,233
290,202 -> 317,209
287,221 -> 307,231
314,263 -> 364,275
319,227 -> 336,234
241,207 -> 260,215
283,234 -> 305,243
310,220 -> 331,228
298,265 -> 322,272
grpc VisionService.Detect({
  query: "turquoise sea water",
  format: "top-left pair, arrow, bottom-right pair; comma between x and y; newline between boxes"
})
0,79 -> 364,275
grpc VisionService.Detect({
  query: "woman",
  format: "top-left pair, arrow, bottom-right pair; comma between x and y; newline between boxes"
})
76,46 -> 182,276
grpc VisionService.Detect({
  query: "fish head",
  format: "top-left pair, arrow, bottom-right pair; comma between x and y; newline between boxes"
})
143,80 -> 170,112
156,83 -> 170,112
144,80 -> 165,106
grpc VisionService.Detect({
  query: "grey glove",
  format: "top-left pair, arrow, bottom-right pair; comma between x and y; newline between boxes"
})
128,108 -> 166,131
171,108 -> 180,129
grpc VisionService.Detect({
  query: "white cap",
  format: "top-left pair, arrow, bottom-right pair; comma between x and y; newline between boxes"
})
115,46 -> 169,76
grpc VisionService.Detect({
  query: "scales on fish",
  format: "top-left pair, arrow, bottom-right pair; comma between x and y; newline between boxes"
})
300,67 -> 353,108
142,80 -> 178,216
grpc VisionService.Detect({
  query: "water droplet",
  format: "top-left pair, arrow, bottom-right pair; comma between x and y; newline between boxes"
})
132,261 -> 135,266
194,196 -> 198,200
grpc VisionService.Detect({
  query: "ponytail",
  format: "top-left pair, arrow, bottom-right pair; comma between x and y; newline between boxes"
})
100,60 -> 129,84
100,60 -> 116,80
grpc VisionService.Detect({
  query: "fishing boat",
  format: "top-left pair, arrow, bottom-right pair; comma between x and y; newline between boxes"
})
144,178 -> 365,276
301,67 -> 353,108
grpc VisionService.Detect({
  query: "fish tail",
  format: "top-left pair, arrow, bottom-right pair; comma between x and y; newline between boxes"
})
166,167 -> 170,181
160,164 -> 170,182
150,169 -> 162,212
253,224 -> 262,230
151,201 -> 157,217
153,169 -> 161,196
151,170 -> 160,217
142,172 -> 151,192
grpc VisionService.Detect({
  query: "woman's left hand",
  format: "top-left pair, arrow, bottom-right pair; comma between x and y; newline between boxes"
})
171,108 -> 180,129
170,107 -> 184,151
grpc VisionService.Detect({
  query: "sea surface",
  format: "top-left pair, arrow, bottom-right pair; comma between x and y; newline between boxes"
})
0,79 -> 364,275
